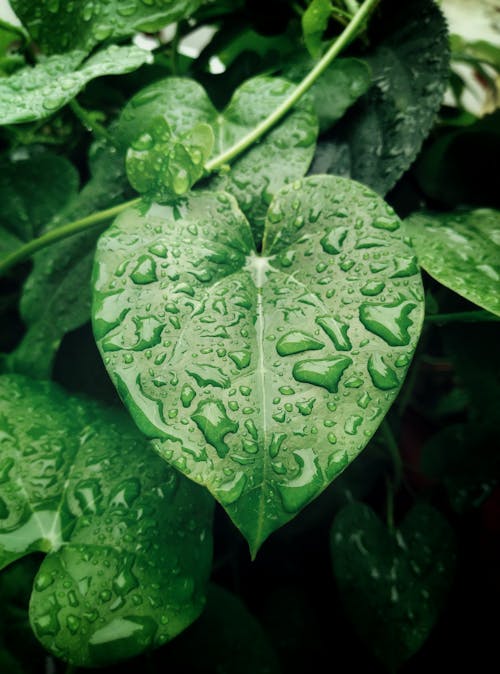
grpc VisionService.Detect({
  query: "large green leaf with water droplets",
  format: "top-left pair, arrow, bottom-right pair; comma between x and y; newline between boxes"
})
11,0 -> 202,54
115,75 -> 318,242
0,45 -> 151,125
0,149 -> 79,259
330,502 -> 456,670
310,0 -> 449,195
92,175 -> 424,555
0,375 -> 213,667
405,209 -> 500,317
3,143 -> 132,379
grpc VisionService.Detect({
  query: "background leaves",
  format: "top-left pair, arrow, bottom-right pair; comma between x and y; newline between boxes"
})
0,375 -> 213,667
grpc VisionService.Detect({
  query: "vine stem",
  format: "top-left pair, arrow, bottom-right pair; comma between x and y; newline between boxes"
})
380,420 -> 403,490
205,0 -> 379,171
0,0 -> 378,275
425,309 -> 499,324
0,199 -> 139,275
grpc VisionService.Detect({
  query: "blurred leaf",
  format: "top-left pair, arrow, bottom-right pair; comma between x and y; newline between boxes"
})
331,502 -> 456,670
405,209 -> 500,316
302,0 -> 333,58
310,0 -> 449,195
0,374 -> 214,667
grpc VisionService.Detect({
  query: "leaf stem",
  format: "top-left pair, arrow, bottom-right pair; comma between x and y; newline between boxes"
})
0,199 -> 139,275
425,309 -> 499,324
69,99 -> 115,144
380,420 -> 403,490
204,0 -> 379,171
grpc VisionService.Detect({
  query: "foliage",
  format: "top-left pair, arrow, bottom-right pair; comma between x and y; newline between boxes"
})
0,0 -> 498,671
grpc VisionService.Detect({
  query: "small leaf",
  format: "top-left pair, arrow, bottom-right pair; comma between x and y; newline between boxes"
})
330,502 -> 456,670
5,143 -> 131,379
126,118 -> 214,201
0,374 -> 213,667
311,0 -> 449,195
11,0 -> 203,54
0,45 -> 152,125
92,175 -> 424,555
285,57 -> 372,133
405,209 -> 500,316
302,0 -> 333,59
0,148 -> 79,257
116,75 -> 318,242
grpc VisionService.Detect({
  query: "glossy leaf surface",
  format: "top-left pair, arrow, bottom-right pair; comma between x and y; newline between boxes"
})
331,502 -> 456,670
311,0 -> 449,195
0,45 -> 152,125
0,375 -> 213,667
405,209 -> 500,316
116,75 -> 318,241
11,0 -> 202,54
92,175 -> 424,554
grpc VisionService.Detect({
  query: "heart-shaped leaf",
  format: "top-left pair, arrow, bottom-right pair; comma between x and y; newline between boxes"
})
116,75 -> 318,242
310,0 -> 449,195
330,502 -> 456,670
405,209 -> 500,316
0,375 -> 213,666
0,45 -> 152,125
92,175 -> 424,555
11,0 -> 203,54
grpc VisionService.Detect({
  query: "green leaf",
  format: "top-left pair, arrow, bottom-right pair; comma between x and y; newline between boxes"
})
11,0 -> 203,54
302,0 -> 333,59
0,374 -> 213,667
0,148 -> 79,258
0,45 -> 152,125
92,175 -> 424,555
126,117 -> 214,200
5,143 -> 131,379
405,209 -> 500,317
330,502 -> 456,670
285,57 -> 372,133
115,75 -> 318,242
311,0 -> 449,195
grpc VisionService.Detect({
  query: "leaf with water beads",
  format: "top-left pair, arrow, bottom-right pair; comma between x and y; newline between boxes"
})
0,375 -> 213,667
115,75 -> 318,243
405,209 -> 500,317
92,175 -> 424,555
0,44 -> 152,126
11,0 -> 203,54
330,502 -> 456,671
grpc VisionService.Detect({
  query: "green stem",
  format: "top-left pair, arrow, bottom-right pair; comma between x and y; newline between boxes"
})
425,310 -> 499,324
69,99 -> 114,144
0,0 -> 378,274
0,199 -> 139,275
205,0 -> 379,172
381,420 -> 403,490
385,476 -> 395,532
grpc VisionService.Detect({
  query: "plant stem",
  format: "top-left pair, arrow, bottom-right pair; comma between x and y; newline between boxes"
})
0,0 -> 378,275
425,309 -> 499,324
0,199 -> 139,275
381,420 -> 403,490
69,99 -> 114,144
204,0 -> 379,172
385,475 -> 395,531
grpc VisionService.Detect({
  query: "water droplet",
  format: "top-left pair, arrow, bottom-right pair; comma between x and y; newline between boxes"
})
372,216 -> 400,232
359,297 -> 417,346
316,316 -> 352,351
320,227 -> 347,254
186,364 -> 230,389
344,415 -> 363,435
269,432 -> 286,458
191,399 -> 238,458
296,398 -> 315,416
132,316 -> 164,350
367,354 -> 399,390
66,614 -> 81,635
180,384 -> 196,408
215,471 -> 246,505
391,256 -> 419,278
292,357 -> 352,393
278,448 -> 323,513
35,572 -> 54,592
357,392 -> 372,409
34,610 -> 60,637
109,478 -> 141,508
130,255 -> 157,284
149,242 -> 168,258
74,479 -> 103,515
244,419 -> 258,439
276,331 -> 325,356
228,351 -> 251,369
113,557 -> 139,597
360,281 -> 385,296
